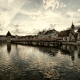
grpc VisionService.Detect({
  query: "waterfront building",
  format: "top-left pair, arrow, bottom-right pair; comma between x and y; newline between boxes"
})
77,28 -> 80,43
11,35 -> 16,41
0,35 -> 6,42
77,28 -> 80,40
37,30 -> 46,38
58,30 -> 70,41
44,29 -> 59,38
69,22 -> 76,41
37,29 -> 59,38
59,23 -> 76,41
25,35 -> 37,39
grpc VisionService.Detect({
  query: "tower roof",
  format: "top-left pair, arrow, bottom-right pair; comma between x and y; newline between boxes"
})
71,22 -> 75,29
6,31 -> 11,36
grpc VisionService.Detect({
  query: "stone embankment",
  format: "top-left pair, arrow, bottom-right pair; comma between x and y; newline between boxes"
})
62,41 -> 80,46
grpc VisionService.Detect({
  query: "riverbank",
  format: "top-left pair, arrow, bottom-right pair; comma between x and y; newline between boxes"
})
62,41 -> 80,46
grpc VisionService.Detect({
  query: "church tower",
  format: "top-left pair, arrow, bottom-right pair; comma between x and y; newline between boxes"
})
70,22 -> 75,33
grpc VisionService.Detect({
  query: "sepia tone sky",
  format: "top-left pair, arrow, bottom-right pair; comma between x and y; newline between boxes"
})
0,0 -> 80,35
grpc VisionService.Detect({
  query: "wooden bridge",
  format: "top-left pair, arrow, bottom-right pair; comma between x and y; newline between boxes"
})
11,38 -> 62,47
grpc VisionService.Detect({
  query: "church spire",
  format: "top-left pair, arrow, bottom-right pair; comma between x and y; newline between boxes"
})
71,21 -> 75,29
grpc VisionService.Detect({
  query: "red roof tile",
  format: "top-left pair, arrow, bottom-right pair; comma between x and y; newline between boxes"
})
59,30 -> 70,37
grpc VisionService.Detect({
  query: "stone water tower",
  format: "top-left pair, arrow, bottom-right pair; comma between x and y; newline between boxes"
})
6,31 -> 11,43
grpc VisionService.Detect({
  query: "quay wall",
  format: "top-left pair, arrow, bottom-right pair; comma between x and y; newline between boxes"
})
62,41 -> 80,46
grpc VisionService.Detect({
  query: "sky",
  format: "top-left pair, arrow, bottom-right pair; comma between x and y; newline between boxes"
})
0,0 -> 80,35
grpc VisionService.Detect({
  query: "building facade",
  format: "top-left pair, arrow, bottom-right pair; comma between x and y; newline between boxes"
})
58,30 -> 70,41
0,35 -> 6,42
37,29 -> 59,39
59,23 -> 76,41
77,28 -> 80,40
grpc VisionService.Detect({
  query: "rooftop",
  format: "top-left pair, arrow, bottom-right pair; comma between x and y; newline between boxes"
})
59,30 -> 70,37
6,31 -> 11,36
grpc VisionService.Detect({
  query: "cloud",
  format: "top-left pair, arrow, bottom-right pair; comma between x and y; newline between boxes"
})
77,21 -> 80,23
0,28 -> 3,31
19,9 -> 62,21
0,0 -> 28,29
9,8 -> 75,35
0,0 -> 80,35
43,0 -> 67,10
0,12 -> 10,28
66,11 -> 80,20
18,9 -> 44,21
8,0 -> 14,4
60,3 -> 67,8
21,0 -> 43,12
43,0 -> 59,10
78,9 -> 80,13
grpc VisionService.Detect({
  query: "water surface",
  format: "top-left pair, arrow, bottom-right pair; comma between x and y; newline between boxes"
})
0,43 -> 80,80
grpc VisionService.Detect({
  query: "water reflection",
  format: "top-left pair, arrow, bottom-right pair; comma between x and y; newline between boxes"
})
61,45 -> 71,59
7,43 -> 11,53
77,46 -> 80,59
0,43 -> 80,80
60,45 -> 78,61
38,47 -> 58,56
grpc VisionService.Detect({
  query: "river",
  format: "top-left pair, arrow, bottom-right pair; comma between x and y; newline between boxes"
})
0,43 -> 80,80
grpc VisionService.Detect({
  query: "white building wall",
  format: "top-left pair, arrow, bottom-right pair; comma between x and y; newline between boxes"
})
67,37 -> 69,41
37,30 -> 59,39
69,33 -> 75,41
77,32 -> 80,40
